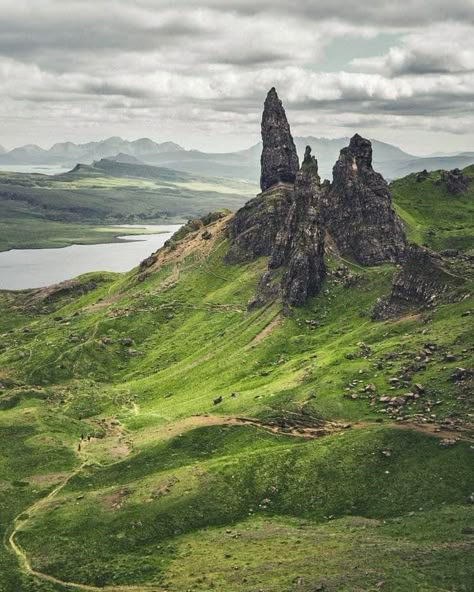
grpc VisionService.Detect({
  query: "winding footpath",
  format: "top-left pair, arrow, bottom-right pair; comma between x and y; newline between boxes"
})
7,414 -> 473,591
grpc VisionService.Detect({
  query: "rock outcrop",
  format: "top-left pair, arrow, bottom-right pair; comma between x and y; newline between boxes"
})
372,244 -> 464,319
250,147 -> 326,309
436,168 -> 470,195
325,134 -> 406,265
226,88 -> 299,263
260,87 -> 299,192
225,186 -> 294,263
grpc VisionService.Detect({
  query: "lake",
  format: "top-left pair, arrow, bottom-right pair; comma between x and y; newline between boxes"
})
0,225 -> 181,290
0,164 -> 72,175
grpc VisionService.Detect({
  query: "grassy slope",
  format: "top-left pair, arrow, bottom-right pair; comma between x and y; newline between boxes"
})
0,188 -> 473,590
391,165 -> 474,252
0,164 -> 256,252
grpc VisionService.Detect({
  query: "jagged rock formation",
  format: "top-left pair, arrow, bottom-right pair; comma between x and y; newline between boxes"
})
324,134 -> 406,265
250,147 -> 326,309
225,186 -> 294,263
271,147 -> 326,306
372,244 -> 464,319
260,88 -> 299,192
436,168 -> 470,195
226,88 -> 299,263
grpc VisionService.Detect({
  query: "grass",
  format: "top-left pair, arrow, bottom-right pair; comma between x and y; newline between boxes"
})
0,162 -> 257,252
391,165 -> 474,252
0,179 -> 473,590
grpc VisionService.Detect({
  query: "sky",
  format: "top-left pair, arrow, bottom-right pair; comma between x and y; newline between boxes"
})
1,0 -> 474,155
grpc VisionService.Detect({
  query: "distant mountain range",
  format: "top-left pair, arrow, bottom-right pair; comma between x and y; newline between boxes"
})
0,135 -> 472,181
0,137 -> 184,166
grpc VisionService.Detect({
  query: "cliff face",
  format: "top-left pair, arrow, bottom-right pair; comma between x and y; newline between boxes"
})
325,134 -> 406,265
224,186 -> 294,263
269,147 -> 326,307
260,87 -> 299,192
372,244 -> 463,319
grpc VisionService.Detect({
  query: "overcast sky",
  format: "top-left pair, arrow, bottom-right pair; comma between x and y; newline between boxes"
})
1,0 -> 474,154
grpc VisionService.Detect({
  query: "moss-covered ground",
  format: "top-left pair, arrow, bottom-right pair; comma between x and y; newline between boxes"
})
0,175 -> 473,591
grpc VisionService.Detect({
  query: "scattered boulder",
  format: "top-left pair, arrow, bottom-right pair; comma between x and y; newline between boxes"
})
439,438 -> 457,447
450,367 -> 473,382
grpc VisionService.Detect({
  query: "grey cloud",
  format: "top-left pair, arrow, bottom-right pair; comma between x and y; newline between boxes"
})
0,0 -> 473,154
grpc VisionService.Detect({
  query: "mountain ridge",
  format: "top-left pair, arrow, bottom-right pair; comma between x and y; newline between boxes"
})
2,135 -> 472,182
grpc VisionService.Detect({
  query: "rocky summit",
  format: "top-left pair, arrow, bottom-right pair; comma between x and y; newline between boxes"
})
229,91 -> 409,310
259,87 -> 300,192
324,133 -> 406,265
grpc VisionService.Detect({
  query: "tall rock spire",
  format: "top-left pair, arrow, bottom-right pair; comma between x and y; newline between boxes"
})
250,146 -> 326,310
260,87 -> 299,192
324,134 -> 406,265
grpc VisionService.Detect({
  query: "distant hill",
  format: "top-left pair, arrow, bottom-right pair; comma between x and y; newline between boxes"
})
0,159 -> 257,251
0,137 -> 184,166
103,152 -> 145,165
93,137 -> 474,182
1,135 -> 472,181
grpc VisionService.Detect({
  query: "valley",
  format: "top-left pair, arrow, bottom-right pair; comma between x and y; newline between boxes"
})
0,161 -> 256,252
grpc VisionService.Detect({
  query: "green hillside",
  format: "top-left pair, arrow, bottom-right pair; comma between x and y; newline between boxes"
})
0,182 -> 473,591
0,162 -> 256,251
391,165 -> 474,252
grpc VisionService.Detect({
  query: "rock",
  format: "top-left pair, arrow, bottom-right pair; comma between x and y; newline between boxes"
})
119,338 -> 134,346
450,367 -> 473,382
372,244 -> 463,320
260,87 -> 299,192
461,526 -> 474,534
213,396 -> 223,405
436,168 -> 470,195
439,438 -> 457,447
416,169 -> 429,183
364,384 -> 377,393
265,147 -> 326,307
324,134 -> 406,265
139,254 -> 157,271
467,493 -> 474,504
225,186 -> 294,263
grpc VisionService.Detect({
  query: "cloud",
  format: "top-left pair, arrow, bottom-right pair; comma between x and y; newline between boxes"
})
0,1 -> 473,153
352,24 -> 474,76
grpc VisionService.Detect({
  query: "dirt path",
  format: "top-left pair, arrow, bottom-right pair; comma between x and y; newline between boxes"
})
134,413 -> 473,445
8,414 -> 472,591
8,436 -> 164,592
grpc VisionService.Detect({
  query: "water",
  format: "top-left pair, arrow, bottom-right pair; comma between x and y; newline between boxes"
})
0,225 -> 181,290
0,164 -> 71,175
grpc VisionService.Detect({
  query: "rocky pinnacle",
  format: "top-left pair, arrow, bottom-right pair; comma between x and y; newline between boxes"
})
251,146 -> 326,309
260,87 -> 299,192
325,134 -> 406,265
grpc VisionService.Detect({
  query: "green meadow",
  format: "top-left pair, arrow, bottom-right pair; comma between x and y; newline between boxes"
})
0,167 -> 473,591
